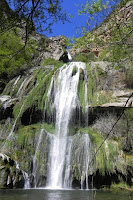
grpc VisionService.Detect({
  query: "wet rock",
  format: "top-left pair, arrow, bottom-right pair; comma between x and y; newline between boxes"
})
0,153 -> 24,188
0,95 -> 18,120
21,106 -> 43,125
0,95 -> 11,103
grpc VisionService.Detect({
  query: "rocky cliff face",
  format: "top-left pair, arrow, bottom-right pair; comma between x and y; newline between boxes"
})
0,60 -> 132,189
70,0 -> 133,60
28,35 -> 69,67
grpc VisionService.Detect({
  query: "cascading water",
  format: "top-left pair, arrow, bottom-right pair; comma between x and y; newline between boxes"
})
13,75 -> 21,89
2,78 -> 34,151
2,99 -> 26,152
67,50 -> 72,61
46,62 -> 90,189
17,77 -> 28,96
15,161 -> 30,189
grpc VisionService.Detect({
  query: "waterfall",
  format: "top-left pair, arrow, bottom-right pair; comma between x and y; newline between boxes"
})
13,75 -> 21,88
2,81 -> 34,152
15,161 -> 30,189
84,69 -> 88,127
67,50 -> 72,61
17,77 -> 28,96
46,62 -> 90,189
23,172 -> 30,189
2,102 -> 25,152
0,62 -> 92,189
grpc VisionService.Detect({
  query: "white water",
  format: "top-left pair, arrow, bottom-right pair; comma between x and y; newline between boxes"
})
13,75 -> 21,88
23,171 -> 30,189
47,62 -> 87,189
17,77 -> 28,96
63,137 -> 73,188
67,50 -> 72,61
2,102 -> 25,152
15,161 -> 30,189
2,83 -> 34,151
3,99 -> 12,109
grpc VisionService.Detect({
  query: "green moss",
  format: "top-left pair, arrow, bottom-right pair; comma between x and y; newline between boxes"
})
13,97 -> 26,119
80,127 -> 131,176
78,74 -> 85,113
41,58 -> 63,68
12,69 -> 52,121
82,127 -> 107,175
111,182 -> 133,190
72,66 -> 78,76
13,124 -> 41,172
86,64 -> 97,104
42,123 -> 55,134
2,79 -> 15,95
80,127 -> 103,143
16,124 -> 40,146
36,69 -> 47,82
85,63 -> 116,106
11,63 -> 64,127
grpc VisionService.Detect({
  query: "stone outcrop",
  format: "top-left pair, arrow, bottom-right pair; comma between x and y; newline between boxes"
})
31,35 -> 69,66
0,153 -> 24,188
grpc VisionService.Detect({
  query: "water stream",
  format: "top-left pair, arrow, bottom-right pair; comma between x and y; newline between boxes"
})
46,62 -> 90,189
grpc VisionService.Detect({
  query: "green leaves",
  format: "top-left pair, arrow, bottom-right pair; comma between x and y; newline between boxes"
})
5,0 -> 67,34
78,0 -> 109,16
0,29 -> 38,79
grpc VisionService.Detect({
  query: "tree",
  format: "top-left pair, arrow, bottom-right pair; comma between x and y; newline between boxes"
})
0,0 -> 67,91
0,0 -> 67,45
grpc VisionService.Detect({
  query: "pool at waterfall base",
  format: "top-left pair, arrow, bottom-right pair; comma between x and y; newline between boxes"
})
0,189 -> 132,200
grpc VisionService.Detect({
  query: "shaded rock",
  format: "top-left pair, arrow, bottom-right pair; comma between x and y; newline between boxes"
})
0,96 -> 17,121
0,153 -> 24,189
21,106 -> 43,125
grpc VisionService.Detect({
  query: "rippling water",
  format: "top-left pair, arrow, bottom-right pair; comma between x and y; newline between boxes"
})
0,189 -> 132,200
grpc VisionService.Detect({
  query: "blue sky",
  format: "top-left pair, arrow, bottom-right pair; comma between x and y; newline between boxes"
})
47,0 -> 87,38
47,0 -> 119,39
9,0 -> 119,39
